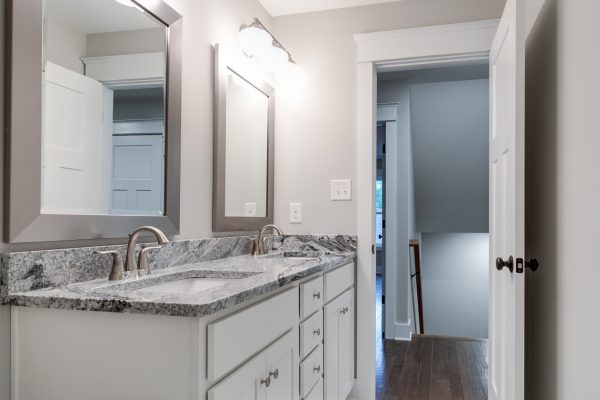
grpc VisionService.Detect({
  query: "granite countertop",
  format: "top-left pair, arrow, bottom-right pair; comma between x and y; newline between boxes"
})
5,251 -> 355,318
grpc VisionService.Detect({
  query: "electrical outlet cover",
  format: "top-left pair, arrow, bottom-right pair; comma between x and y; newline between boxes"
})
244,203 -> 257,217
289,203 -> 302,223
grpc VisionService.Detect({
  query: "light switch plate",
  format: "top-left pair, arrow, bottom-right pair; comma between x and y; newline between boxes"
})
244,203 -> 257,217
331,179 -> 352,200
289,203 -> 302,223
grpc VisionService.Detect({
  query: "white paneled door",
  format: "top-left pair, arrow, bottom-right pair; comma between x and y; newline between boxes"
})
42,62 -> 108,214
111,134 -> 164,215
488,0 -> 525,399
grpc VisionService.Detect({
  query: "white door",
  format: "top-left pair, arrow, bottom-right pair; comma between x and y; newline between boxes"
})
207,352 -> 266,400
324,298 -> 340,400
488,0 -> 525,399
111,134 -> 164,215
42,62 -> 106,214
265,331 -> 296,400
338,289 -> 355,399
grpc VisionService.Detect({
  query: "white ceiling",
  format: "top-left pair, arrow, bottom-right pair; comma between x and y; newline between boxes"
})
258,0 -> 404,16
45,0 -> 161,35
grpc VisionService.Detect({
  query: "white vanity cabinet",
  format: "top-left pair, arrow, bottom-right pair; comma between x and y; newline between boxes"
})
208,330 -> 297,400
323,265 -> 355,400
299,262 -> 355,400
10,261 -> 355,400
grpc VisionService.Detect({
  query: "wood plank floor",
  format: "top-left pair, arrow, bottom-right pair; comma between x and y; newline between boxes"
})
375,276 -> 488,400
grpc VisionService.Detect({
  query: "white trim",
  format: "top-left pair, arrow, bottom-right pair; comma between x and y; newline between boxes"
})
113,119 -> 164,135
353,19 -> 497,400
394,320 -> 413,341
354,19 -> 499,65
376,104 -> 397,121
11,307 -> 19,400
82,52 -> 165,84
376,108 -> 398,341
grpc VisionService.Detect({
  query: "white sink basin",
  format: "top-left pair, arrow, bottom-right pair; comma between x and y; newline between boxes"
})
135,278 -> 232,295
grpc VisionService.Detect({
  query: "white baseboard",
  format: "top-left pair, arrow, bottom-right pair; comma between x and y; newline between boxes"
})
394,319 -> 413,341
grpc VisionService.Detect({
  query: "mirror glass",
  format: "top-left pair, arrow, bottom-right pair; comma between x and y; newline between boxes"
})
224,68 -> 269,218
42,0 -> 167,216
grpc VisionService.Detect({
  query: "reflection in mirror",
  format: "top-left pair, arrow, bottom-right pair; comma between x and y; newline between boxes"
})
42,0 -> 167,216
224,69 -> 269,218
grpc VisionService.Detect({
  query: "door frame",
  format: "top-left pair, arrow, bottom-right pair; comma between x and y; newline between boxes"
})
376,105 -> 398,341
353,19 -> 499,399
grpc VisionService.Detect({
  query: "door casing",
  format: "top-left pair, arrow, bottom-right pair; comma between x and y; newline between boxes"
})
354,19 -> 500,399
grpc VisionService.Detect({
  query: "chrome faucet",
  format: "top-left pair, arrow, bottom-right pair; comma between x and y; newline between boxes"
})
125,226 -> 169,273
254,224 -> 284,255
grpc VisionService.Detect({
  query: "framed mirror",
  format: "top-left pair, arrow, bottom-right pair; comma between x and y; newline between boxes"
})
213,45 -> 274,232
4,0 -> 182,242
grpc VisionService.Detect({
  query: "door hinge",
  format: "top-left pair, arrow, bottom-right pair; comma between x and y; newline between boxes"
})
383,143 -> 386,154
372,244 -> 375,254
383,219 -> 385,229
382,294 -> 385,305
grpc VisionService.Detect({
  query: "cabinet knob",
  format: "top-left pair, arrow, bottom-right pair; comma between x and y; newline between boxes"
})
314,365 -> 321,373
313,328 -> 321,336
269,369 -> 279,380
260,376 -> 271,387
340,306 -> 349,315
313,292 -> 321,300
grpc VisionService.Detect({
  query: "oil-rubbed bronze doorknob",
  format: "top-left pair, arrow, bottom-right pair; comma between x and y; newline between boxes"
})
496,256 -> 514,273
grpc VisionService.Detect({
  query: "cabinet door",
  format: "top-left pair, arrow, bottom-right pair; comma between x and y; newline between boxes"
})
324,295 -> 342,400
208,352 -> 266,400
265,330 -> 298,400
338,289 -> 355,399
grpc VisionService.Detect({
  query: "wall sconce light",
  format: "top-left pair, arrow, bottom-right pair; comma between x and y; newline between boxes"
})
239,18 -> 300,78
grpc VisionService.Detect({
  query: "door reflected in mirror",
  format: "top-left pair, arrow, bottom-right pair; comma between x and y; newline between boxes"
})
42,0 -> 167,216
224,70 -> 269,218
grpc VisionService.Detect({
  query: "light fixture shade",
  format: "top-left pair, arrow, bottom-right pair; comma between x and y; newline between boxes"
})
239,26 -> 272,57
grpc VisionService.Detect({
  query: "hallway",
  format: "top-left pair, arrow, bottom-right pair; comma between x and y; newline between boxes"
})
375,276 -> 488,400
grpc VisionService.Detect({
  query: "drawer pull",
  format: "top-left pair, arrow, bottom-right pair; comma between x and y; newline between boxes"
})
314,365 -> 321,373
313,328 -> 321,336
313,292 -> 321,300
269,369 -> 279,380
260,376 -> 271,387
340,306 -> 349,315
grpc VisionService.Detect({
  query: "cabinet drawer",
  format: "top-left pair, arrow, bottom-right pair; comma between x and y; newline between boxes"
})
300,345 -> 323,397
300,276 -> 323,320
304,379 -> 323,400
208,288 -> 299,381
300,310 -> 323,359
324,263 -> 354,303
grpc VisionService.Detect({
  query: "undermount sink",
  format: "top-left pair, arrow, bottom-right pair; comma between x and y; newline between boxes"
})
134,278 -> 233,295
257,252 -> 320,261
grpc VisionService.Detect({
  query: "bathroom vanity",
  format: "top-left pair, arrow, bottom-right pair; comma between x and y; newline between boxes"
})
3,236 -> 356,400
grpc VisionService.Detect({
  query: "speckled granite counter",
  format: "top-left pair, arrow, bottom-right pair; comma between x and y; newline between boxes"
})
5,252 -> 354,317
1,235 -> 356,317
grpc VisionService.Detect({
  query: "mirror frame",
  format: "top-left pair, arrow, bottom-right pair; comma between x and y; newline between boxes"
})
4,0 -> 182,242
213,44 -> 274,232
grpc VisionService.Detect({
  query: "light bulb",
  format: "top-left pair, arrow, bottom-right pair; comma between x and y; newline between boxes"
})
239,26 -> 272,57
276,60 -> 303,82
265,46 -> 289,68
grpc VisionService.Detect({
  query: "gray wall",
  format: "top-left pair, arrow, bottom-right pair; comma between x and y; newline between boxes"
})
525,0 -> 600,398
45,18 -> 87,74
421,233 -> 489,339
411,79 -> 489,233
272,0 -> 506,235
86,28 -> 166,57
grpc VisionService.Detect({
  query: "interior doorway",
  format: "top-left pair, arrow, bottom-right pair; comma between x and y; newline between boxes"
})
374,63 -> 490,400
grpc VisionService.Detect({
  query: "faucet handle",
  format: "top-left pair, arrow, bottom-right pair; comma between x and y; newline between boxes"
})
137,245 -> 162,272
95,250 -> 125,281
